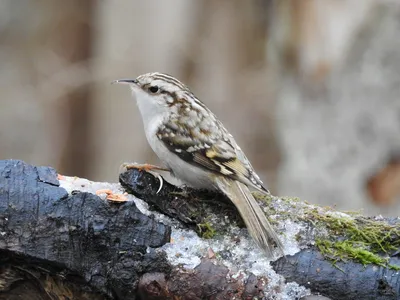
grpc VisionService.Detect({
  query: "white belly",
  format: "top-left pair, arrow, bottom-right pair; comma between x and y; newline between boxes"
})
144,115 -> 215,190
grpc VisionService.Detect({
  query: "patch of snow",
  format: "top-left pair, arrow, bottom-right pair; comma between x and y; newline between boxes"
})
281,220 -> 302,256
59,176 -> 175,225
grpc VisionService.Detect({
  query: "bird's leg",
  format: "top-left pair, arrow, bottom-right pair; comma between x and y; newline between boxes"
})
119,162 -> 170,194
120,162 -> 170,173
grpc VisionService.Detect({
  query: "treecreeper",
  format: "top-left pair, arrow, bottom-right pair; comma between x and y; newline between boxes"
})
112,72 -> 284,256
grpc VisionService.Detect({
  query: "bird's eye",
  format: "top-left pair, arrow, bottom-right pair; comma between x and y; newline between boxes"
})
149,86 -> 159,93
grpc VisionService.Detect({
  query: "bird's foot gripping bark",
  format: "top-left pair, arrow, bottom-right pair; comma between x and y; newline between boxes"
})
119,162 -> 170,193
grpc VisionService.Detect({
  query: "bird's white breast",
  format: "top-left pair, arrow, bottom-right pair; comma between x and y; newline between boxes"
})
146,114 -> 215,190
134,89 -> 215,190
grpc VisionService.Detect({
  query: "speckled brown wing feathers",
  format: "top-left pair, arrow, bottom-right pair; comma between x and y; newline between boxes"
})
158,117 -> 269,193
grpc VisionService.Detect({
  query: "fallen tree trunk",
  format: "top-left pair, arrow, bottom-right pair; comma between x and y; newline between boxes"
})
0,159 -> 399,299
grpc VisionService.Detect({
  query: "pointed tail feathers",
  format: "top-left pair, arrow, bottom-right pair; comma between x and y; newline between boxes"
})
214,177 -> 284,256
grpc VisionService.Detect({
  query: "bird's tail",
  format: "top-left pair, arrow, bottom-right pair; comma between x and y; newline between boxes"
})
214,177 -> 284,257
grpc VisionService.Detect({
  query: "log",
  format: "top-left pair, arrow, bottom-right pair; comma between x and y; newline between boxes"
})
0,159 -> 170,299
1,159 -> 400,299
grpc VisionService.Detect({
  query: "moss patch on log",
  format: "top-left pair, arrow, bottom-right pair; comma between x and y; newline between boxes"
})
306,209 -> 400,270
254,192 -> 400,270
198,222 -> 217,239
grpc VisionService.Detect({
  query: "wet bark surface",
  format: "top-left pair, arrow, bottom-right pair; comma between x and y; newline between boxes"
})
1,159 -> 400,299
272,249 -> 400,300
0,160 -> 171,299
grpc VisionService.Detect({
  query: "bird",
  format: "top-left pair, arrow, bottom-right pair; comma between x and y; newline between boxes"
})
112,72 -> 284,256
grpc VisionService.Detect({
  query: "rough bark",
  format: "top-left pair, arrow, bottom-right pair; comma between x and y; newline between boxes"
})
1,159 -> 400,299
0,160 -> 170,299
272,249 -> 400,300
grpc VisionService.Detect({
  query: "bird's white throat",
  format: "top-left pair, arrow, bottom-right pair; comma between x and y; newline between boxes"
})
131,88 -> 167,139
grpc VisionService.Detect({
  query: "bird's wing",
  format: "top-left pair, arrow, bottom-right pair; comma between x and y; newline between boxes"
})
157,118 -> 268,193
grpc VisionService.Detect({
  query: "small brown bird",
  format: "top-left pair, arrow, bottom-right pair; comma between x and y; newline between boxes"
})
113,73 -> 284,256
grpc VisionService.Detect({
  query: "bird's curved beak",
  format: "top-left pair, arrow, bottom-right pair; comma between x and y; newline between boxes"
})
111,79 -> 138,85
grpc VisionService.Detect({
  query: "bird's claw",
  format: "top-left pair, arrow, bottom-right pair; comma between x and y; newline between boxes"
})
119,162 -> 168,194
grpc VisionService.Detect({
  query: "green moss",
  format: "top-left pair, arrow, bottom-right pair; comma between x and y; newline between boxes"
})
252,192 -> 274,204
280,196 -> 302,203
307,211 -> 400,270
317,240 -> 388,268
257,194 -> 302,205
295,233 -> 302,242
198,222 -> 216,239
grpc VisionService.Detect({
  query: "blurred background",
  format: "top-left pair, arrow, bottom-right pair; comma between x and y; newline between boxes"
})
1,0 -> 400,216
